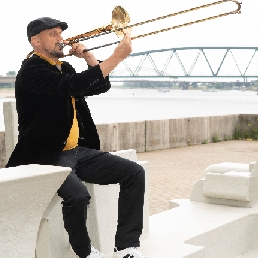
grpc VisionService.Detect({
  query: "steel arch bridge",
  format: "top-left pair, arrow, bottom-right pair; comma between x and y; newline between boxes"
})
110,47 -> 258,81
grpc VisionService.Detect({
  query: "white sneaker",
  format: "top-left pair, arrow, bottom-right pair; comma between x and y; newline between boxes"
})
113,247 -> 146,258
70,245 -> 106,258
87,246 -> 106,258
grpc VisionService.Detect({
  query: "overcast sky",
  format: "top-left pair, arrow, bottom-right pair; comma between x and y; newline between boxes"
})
0,0 -> 256,75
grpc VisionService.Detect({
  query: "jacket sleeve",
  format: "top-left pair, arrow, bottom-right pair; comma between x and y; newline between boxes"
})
19,57 -> 111,96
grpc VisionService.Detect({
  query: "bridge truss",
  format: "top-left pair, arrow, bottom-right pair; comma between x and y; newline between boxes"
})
110,47 -> 258,81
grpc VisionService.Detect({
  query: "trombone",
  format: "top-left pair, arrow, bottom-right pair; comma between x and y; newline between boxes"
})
61,0 -> 242,55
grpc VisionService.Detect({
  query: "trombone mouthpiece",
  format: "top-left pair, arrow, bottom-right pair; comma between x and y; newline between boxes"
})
58,42 -> 66,49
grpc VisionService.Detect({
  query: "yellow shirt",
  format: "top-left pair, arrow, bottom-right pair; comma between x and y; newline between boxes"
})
63,97 -> 79,151
33,52 -> 79,151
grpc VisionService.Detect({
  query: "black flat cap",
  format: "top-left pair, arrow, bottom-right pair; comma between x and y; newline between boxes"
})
27,17 -> 68,42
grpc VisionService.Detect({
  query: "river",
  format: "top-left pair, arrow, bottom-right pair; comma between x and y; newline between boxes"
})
86,88 -> 258,124
0,88 -> 257,130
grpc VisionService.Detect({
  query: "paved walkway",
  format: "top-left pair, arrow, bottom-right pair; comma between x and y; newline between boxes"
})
137,140 -> 258,216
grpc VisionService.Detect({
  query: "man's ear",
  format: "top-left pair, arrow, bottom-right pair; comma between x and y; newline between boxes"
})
31,35 -> 40,47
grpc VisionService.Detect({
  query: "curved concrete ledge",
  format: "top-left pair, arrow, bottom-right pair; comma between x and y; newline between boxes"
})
140,199 -> 258,258
0,164 -> 71,258
186,213 -> 258,258
205,162 -> 250,174
203,172 -> 253,201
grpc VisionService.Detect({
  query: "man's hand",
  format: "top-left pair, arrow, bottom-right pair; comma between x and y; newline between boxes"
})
99,31 -> 132,78
69,43 -> 99,67
113,31 -> 132,62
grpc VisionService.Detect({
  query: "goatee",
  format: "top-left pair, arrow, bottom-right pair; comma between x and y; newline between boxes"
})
44,46 -> 64,58
49,50 -> 64,58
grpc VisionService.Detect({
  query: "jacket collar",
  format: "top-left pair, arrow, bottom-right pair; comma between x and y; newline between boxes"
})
34,52 -> 63,66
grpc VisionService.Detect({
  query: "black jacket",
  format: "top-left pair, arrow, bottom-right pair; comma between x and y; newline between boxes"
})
6,54 -> 111,167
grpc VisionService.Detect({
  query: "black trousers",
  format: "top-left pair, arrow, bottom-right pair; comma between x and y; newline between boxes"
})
55,146 -> 145,258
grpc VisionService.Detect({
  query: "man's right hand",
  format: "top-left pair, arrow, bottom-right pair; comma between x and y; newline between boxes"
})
99,32 -> 132,78
113,31 -> 132,61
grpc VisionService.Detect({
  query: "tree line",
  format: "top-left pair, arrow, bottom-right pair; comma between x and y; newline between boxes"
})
0,71 -> 17,88
122,81 -> 174,88
122,80 -> 258,90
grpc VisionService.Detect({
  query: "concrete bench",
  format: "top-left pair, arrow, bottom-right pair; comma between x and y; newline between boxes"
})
0,164 -> 71,258
190,158 -> 258,207
205,162 -> 252,174
3,101 -> 149,257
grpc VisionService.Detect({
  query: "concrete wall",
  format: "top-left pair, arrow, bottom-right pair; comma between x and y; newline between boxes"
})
1,114 -> 256,167
96,121 -> 146,153
145,115 -> 239,151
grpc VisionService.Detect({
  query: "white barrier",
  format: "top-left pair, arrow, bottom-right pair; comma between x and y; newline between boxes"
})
3,101 -> 149,257
190,159 -> 258,207
0,164 -> 71,258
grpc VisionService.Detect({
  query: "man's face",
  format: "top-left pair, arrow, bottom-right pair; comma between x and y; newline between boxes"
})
37,26 -> 64,58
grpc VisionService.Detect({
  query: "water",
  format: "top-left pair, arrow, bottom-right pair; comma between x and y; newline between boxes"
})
86,88 -> 258,124
0,89 -> 257,130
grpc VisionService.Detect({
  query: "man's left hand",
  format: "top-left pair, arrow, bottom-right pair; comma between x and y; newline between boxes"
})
69,43 -> 99,66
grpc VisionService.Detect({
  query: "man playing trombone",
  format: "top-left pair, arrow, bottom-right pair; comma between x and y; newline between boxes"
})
7,17 -> 146,258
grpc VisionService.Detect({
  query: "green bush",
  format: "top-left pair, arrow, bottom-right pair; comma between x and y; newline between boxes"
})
234,124 -> 258,140
212,134 -> 220,143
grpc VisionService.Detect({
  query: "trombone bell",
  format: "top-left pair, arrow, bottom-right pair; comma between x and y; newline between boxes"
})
64,5 -> 131,45
112,6 -> 131,37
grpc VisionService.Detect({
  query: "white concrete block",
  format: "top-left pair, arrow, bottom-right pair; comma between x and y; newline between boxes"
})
190,179 -> 206,202
138,161 -> 149,241
3,101 -> 18,162
205,162 -> 250,174
86,182 -> 119,255
36,194 -> 71,258
203,172 -> 253,201
0,164 -> 70,258
190,158 -> 258,207
251,158 -> 258,175
249,162 -> 255,172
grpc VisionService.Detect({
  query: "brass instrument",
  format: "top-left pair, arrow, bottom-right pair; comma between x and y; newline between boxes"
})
26,0 -> 241,59
61,0 -> 241,55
